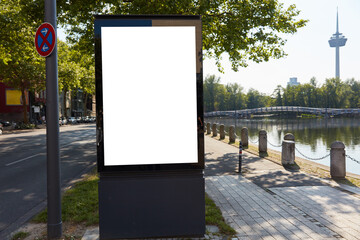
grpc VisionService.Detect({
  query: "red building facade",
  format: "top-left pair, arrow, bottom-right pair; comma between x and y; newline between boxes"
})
0,82 -> 29,121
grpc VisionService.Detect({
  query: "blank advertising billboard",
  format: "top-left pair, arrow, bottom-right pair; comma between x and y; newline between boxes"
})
94,16 -> 204,172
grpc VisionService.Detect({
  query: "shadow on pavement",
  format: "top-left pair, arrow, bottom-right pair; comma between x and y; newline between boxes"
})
205,150 -> 328,188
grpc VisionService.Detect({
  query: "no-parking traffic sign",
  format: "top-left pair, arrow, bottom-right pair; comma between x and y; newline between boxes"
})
35,22 -> 56,57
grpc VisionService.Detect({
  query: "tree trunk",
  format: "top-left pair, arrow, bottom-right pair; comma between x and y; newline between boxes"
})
21,87 -> 29,124
83,92 -> 88,116
63,90 -> 68,118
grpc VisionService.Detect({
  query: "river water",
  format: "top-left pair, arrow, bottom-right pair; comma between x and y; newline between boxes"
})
205,117 -> 360,175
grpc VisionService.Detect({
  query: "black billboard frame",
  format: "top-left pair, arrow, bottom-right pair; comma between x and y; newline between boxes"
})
94,15 -> 204,173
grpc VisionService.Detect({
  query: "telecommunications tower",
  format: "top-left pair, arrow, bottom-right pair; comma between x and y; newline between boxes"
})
328,9 -> 347,78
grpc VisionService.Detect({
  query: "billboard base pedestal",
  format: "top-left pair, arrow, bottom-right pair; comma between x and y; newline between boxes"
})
99,170 -> 205,239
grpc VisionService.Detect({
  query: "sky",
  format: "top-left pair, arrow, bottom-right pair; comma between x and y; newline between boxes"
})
203,0 -> 360,95
57,0 -> 360,95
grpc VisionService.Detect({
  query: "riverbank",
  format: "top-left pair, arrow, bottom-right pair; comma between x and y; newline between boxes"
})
208,132 -> 360,188
205,117 -> 360,175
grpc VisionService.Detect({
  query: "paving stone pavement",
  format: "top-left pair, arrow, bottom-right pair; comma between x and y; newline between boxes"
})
83,136 -> 360,240
269,186 -> 360,240
81,226 -> 233,240
205,136 -> 360,240
206,175 -> 360,240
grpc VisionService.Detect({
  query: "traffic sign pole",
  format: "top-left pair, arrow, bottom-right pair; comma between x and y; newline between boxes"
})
45,0 -> 62,239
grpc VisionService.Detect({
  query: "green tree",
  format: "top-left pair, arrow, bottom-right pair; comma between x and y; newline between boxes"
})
1,1 -> 97,122
322,78 -> 350,108
0,0 -> 45,123
214,84 -> 228,111
225,83 -> 245,110
307,77 -> 320,107
294,85 -> 306,106
56,0 -> 307,71
246,88 -> 265,109
282,85 -> 296,106
58,41 -> 81,118
346,78 -> 360,108
77,55 -> 95,116
203,75 -> 221,112
281,77 -> 323,108
273,85 -> 283,106
57,41 -> 95,118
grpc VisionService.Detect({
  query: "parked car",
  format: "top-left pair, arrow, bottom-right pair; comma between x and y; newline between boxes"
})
76,117 -> 83,123
83,116 -> 94,123
0,119 -> 11,127
67,117 -> 77,124
60,117 -> 67,125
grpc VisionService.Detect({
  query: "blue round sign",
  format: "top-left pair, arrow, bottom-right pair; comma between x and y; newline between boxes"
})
35,22 -> 56,57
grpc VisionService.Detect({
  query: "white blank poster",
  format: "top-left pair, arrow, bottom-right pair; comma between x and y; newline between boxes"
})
101,26 -> 198,166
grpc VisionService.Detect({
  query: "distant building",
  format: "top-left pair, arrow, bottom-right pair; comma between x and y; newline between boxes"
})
0,82 -> 30,121
288,77 -> 300,86
60,89 -> 96,118
1,80 -> 95,122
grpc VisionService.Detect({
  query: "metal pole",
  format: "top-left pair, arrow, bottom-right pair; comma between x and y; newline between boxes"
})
238,141 -> 242,174
234,96 -> 236,134
335,9 -> 340,79
45,0 -> 62,238
335,46 -> 340,78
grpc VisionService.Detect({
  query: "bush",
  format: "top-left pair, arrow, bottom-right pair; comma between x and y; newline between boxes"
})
14,122 -> 36,129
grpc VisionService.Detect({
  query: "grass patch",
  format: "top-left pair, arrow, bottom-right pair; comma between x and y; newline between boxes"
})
33,172 -> 99,225
11,231 -> 29,240
14,123 -> 36,129
205,194 -> 236,235
33,170 -> 236,237
300,114 -> 321,119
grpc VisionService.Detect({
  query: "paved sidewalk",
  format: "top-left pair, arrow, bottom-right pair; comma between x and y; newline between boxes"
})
205,136 -> 360,240
205,136 -> 328,188
83,136 -> 360,240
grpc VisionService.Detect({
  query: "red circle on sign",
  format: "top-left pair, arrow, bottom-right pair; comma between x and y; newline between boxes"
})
35,22 -> 56,57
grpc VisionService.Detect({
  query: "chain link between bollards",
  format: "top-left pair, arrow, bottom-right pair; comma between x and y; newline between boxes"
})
248,137 -> 259,144
295,146 -> 330,161
267,140 -> 282,148
346,154 -> 360,164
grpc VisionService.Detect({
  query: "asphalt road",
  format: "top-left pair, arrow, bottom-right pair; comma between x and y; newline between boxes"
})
0,124 -> 96,239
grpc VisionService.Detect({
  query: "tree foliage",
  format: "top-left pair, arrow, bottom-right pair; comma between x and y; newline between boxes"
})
57,40 -> 95,118
0,0 -> 96,121
56,0 -> 307,71
346,78 -> 360,108
1,0 -> 308,122
203,75 -> 221,112
204,75 -> 360,112
0,0 -> 45,123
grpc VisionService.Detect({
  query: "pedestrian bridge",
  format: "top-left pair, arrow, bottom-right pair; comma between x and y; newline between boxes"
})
204,106 -> 360,118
